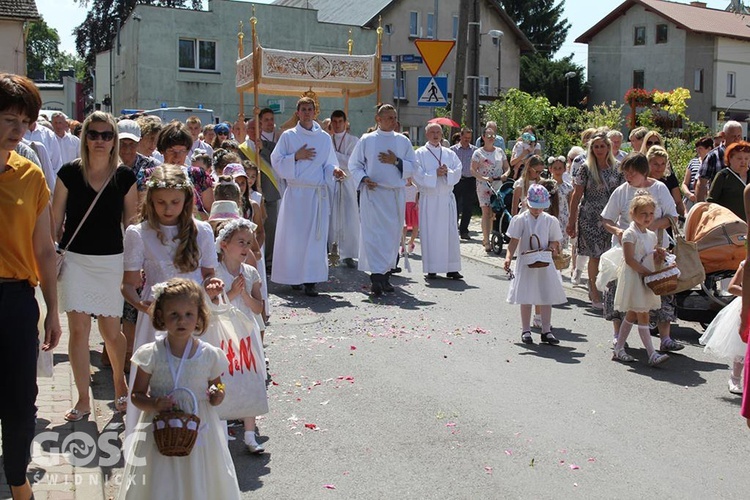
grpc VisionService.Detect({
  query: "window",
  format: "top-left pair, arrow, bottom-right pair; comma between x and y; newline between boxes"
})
479,76 -> 490,96
633,70 -> 645,89
452,15 -> 458,40
727,72 -> 736,97
656,24 -> 668,44
426,13 -> 435,38
694,69 -> 703,93
409,12 -> 419,38
634,26 -> 646,46
394,71 -> 406,100
179,38 -> 217,71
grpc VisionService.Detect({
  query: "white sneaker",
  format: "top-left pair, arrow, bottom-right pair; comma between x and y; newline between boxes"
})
571,269 -> 582,285
533,314 -> 542,329
728,377 -> 743,395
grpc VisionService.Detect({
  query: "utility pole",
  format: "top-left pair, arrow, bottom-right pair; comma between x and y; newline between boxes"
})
451,0 -> 471,132
466,0 -> 480,135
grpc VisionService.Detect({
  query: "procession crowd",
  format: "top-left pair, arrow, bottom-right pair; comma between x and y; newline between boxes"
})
2,71 -> 750,499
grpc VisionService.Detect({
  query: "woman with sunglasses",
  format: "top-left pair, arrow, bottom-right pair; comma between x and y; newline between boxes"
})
640,131 -> 685,217
52,111 -> 138,421
707,141 -> 750,221
212,122 -> 232,150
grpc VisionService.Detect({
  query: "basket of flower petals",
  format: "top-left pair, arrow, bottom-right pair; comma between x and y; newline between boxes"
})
643,265 -> 681,295
153,387 -> 201,457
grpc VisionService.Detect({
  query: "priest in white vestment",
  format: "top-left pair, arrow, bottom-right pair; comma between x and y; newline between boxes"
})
413,123 -> 463,279
349,104 -> 416,296
270,97 -> 344,296
328,110 -> 361,268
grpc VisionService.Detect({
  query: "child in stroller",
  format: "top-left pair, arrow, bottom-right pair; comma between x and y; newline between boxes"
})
488,180 -> 515,254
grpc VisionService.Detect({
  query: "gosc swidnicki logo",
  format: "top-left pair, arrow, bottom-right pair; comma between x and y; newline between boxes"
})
31,429 -> 148,467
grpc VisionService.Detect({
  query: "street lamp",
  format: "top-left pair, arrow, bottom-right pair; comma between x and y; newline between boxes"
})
488,30 -> 503,95
564,71 -> 576,107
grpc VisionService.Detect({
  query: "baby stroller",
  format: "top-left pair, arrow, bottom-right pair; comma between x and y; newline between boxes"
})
488,180 -> 515,255
676,202 -> 747,327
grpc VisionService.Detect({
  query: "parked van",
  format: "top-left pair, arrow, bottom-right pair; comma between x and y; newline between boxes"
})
141,106 -> 216,124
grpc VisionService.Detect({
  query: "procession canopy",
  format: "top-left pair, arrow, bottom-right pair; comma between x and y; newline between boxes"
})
236,45 -> 379,98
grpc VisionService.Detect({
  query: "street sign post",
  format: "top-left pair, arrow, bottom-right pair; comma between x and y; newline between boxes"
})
418,76 -> 448,107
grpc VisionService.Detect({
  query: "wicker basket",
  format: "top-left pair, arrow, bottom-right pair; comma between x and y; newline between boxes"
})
643,265 -> 680,296
153,387 -> 201,457
521,234 -> 551,268
553,252 -> 571,271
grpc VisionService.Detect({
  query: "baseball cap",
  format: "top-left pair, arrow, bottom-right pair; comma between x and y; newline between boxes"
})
527,184 -> 550,209
118,119 -> 141,142
223,163 -> 247,179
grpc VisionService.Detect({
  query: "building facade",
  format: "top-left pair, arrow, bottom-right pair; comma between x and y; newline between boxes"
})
0,0 -> 40,76
577,0 -> 750,134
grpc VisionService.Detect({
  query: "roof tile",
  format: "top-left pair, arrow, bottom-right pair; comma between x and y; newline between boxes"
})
0,0 -> 40,20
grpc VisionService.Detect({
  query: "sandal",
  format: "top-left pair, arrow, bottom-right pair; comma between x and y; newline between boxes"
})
64,408 -> 91,422
115,396 -> 128,413
612,348 -> 634,362
521,331 -> 533,344
541,332 -> 560,345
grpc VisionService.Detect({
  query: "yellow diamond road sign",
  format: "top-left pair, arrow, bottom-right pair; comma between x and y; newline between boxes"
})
414,39 -> 456,76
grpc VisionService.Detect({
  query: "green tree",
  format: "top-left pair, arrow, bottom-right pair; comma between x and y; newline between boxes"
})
26,18 -> 61,79
520,54 -> 587,107
499,0 -> 571,58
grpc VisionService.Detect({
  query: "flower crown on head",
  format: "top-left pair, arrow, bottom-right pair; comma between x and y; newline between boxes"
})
152,282 -> 169,301
214,218 -> 258,253
145,176 -> 194,189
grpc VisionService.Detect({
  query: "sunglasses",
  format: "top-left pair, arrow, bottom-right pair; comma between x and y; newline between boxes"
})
646,140 -> 660,146
217,132 -> 229,136
86,130 -> 115,141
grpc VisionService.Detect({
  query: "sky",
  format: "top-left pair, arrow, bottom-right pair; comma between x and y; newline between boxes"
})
39,0 -> 734,74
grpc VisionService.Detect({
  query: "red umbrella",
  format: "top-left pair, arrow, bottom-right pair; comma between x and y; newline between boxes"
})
428,117 -> 460,128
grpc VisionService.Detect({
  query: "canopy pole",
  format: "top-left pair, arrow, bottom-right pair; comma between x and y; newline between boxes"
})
376,16 -> 383,106
251,6 -> 262,193
237,21 -> 245,121
344,29 -> 353,117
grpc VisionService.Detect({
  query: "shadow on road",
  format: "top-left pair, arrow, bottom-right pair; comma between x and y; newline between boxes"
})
229,438 -> 271,492
617,347 -> 728,386
516,343 -> 585,364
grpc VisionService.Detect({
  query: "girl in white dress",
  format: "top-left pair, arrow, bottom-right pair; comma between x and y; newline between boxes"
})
504,185 -> 567,345
612,192 -> 669,366
122,164 -> 222,436
214,218 -> 269,453
700,261 -> 746,395
118,278 -> 241,500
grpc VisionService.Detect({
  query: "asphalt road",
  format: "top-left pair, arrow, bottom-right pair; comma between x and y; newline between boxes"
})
92,252 -> 750,499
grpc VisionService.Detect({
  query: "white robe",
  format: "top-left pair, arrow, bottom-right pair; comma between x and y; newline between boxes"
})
25,125 -> 62,173
270,122 -> 338,284
413,144 -> 463,273
329,131 -> 361,259
349,129 -> 415,274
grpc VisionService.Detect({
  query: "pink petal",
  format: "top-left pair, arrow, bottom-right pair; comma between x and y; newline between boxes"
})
587,457 -> 596,462
323,484 -> 336,490
505,449 -> 513,456
305,423 -> 317,430
350,345 -> 357,350
569,464 -> 580,470
446,422 -> 457,427
484,466 -> 493,474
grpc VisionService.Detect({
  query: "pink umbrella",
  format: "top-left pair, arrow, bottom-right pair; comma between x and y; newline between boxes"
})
428,117 -> 460,128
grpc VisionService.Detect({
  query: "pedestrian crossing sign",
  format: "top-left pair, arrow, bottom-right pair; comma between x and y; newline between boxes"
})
417,76 -> 448,107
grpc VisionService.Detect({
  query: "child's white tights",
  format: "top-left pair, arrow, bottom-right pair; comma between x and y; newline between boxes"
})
521,304 -> 551,332
615,319 -> 656,357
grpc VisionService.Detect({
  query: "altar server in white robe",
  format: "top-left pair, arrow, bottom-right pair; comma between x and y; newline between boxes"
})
328,109 -> 361,268
349,104 -> 416,296
413,122 -> 464,279
270,97 -> 345,296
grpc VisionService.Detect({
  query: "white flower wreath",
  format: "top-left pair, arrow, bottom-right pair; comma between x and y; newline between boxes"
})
214,218 -> 258,253
151,281 -> 169,301
145,177 -> 194,189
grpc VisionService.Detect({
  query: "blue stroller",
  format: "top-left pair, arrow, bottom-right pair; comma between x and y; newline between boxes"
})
488,180 -> 514,255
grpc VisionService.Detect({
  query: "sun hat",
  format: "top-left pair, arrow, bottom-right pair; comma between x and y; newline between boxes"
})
208,200 -> 241,222
527,184 -> 550,209
222,163 -> 247,179
118,119 -> 141,142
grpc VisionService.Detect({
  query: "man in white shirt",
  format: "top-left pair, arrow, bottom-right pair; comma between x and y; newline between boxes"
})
414,123 -> 464,280
270,97 -> 345,296
185,115 -> 213,166
349,104 -> 416,295
51,112 -> 80,165
328,109 -> 360,269
25,119 -> 62,173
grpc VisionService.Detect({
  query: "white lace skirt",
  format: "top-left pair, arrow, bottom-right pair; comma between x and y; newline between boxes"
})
59,251 -> 124,317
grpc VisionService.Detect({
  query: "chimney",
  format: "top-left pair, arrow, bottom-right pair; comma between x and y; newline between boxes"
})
690,1 -> 707,7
